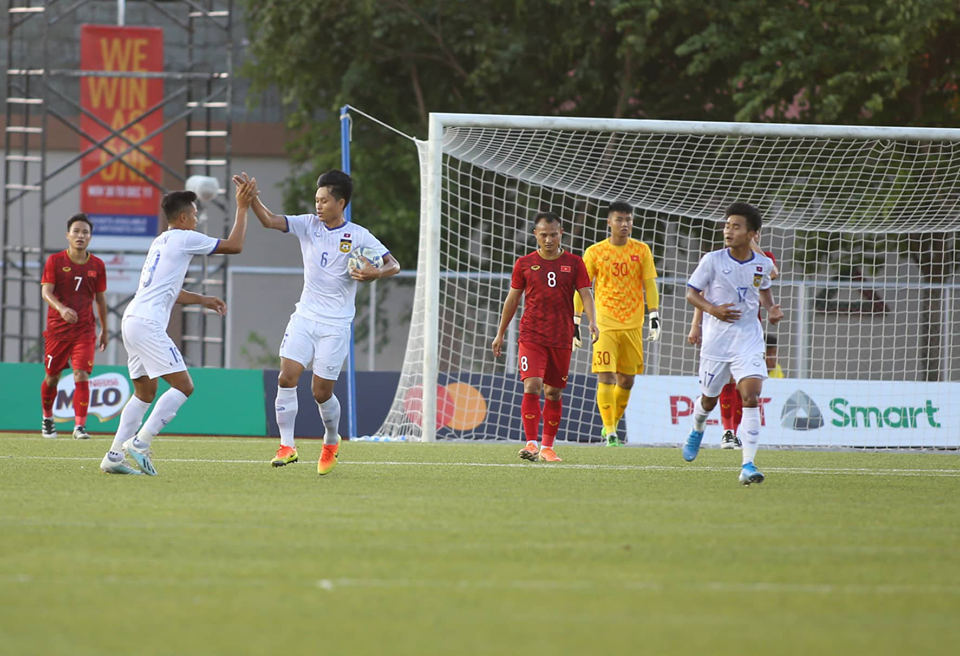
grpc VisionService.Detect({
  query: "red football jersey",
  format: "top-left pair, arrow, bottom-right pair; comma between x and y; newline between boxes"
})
510,250 -> 591,349
41,251 -> 106,340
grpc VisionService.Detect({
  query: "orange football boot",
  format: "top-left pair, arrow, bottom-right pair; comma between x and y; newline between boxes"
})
538,447 -> 562,462
518,441 -> 539,461
318,436 -> 341,475
271,445 -> 299,467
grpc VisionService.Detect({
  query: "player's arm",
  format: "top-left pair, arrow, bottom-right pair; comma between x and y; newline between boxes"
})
350,253 -> 400,282
759,288 -> 784,325
233,172 -> 287,231
644,277 -> 661,342
750,237 -> 779,279
95,291 -> 109,351
211,178 -> 255,255
576,287 -> 600,344
491,288 -> 523,358
688,299 -> 704,345
41,282 -> 78,324
572,250 -> 595,349
177,289 -> 227,316
685,286 -> 741,323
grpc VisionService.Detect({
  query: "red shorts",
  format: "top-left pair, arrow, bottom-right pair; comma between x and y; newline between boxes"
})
44,337 -> 96,375
517,341 -> 572,389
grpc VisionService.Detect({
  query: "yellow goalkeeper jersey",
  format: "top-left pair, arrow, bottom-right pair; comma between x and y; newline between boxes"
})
577,238 -> 658,331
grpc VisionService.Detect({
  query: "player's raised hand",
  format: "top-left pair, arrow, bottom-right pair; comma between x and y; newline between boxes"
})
98,327 -> 109,352
202,295 -> 227,316
589,321 -> 600,344
687,323 -> 702,346
768,304 -> 784,325
59,306 -> 78,324
710,303 -> 741,323
491,333 -> 505,358
349,256 -> 380,282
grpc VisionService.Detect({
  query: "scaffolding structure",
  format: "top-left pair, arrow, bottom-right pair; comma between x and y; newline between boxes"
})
2,0 -> 234,367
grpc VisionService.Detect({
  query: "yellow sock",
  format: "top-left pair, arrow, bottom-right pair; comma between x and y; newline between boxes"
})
597,383 -> 617,434
614,386 -> 632,426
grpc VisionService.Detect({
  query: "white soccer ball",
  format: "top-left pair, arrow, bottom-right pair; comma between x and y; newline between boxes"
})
185,175 -> 220,202
348,247 -> 384,272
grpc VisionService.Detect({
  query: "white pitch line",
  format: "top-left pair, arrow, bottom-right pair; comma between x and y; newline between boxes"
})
3,454 -> 960,477
2,572 -> 957,596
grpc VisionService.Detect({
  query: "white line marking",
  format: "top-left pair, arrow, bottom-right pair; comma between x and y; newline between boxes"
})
3,455 -> 960,477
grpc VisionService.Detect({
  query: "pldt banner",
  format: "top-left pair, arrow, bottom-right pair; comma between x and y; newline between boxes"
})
625,376 -> 960,449
80,25 -> 164,251
0,363 -> 265,436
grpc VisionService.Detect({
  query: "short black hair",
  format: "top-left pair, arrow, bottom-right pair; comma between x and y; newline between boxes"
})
608,201 -> 633,215
766,333 -> 778,348
725,202 -> 762,232
161,190 -> 198,221
533,211 -> 562,228
316,169 -> 353,207
67,212 -> 93,232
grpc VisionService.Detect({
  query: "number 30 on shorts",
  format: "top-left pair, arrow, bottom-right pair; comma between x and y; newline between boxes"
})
594,350 -> 611,366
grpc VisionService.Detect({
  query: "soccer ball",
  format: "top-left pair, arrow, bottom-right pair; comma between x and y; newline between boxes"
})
185,175 -> 220,202
347,247 -> 384,272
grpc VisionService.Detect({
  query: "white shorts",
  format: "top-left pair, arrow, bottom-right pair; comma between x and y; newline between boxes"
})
279,313 -> 350,380
699,354 -> 768,398
122,316 -> 187,380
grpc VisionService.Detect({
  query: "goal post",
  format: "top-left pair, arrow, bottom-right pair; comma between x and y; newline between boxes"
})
375,113 -> 960,448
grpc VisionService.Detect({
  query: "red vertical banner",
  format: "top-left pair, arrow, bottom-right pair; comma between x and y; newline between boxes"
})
80,25 -> 164,250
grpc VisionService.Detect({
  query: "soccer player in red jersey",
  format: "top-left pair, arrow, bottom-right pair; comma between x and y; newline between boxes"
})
492,211 -> 599,462
40,213 -> 108,439
688,239 -> 778,449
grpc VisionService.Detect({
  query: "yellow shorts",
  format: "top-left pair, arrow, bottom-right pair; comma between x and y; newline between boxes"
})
591,328 -> 644,375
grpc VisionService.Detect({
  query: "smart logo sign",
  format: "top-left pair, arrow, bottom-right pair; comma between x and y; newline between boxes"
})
781,389 -> 941,431
54,373 -> 131,423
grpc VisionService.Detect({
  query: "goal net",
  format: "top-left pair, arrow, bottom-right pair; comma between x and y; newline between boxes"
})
374,115 -> 960,449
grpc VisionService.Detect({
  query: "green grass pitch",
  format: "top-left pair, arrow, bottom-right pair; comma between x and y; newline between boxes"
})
1,434 -> 958,655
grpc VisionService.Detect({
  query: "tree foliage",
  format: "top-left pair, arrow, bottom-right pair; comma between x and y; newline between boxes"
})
242,0 -> 960,266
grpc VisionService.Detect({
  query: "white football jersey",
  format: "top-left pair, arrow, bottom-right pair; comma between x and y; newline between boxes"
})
124,229 -> 220,326
688,248 -> 774,362
284,214 -> 389,327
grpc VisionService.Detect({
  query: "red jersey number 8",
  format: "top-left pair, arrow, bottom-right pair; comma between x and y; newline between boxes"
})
547,271 -> 556,287
520,356 -> 528,372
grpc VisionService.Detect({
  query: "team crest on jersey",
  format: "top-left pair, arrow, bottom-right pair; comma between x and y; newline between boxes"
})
531,265 -> 541,271
339,238 -> 352,253
560,265 -> 571,273
753,274 -> 763,287
62,266 -> 71,272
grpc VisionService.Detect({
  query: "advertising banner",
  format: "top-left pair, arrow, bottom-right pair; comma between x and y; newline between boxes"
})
625,376 -> 960,449
80,25 -> 164,252
0,363 -> 266,436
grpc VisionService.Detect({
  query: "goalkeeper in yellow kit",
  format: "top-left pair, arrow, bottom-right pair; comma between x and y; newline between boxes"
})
574,201 -> 661,446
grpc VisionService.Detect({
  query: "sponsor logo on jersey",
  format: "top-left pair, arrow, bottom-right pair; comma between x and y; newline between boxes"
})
62,267 -> 72,272
631,255 -> 640,262
560,265 -> 571,273
339,238 -> 352,253
531,265 -> 541,271
721,267 -> 732,275
753,274 -> 763,287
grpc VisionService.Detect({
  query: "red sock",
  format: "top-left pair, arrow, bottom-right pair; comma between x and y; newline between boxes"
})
74,380 -> 90,426
719,383 -> 737,431
41,381 -> 57,418
541,398 -> 562,448
521,393 -> 541,444
733,390 -> 743,433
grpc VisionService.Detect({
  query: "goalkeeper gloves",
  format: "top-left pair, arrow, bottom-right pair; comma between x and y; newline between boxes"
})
572,315 -> 582,350
648,311 -> 661,342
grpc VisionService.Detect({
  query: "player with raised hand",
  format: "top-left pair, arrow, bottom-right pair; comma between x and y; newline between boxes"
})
683,202 -> 783,485
688,236 -> 778,449
573,201 -> 660,446
100,177 -> 255,475
241,169 -> 400,475
492,211 -> 599,462
40,213 -> 108,439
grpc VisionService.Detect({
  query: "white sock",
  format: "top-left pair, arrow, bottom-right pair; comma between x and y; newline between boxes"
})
740,406 -> 761,466
110,396 -> 151,452
317,395 -> 341,445
693,396 -> 711,432
276,387 -> 298,448
136,388 -> 189,447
